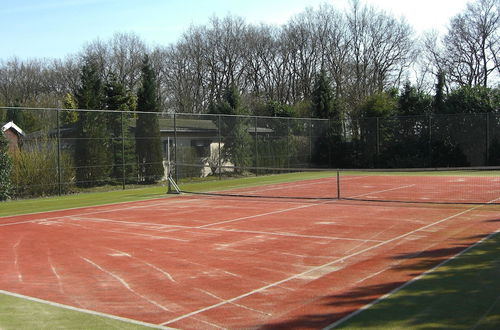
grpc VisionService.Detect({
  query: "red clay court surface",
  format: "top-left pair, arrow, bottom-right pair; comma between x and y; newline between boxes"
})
1,175 -> 500,329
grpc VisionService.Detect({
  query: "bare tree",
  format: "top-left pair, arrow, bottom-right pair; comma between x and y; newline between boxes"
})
80,32 -> 146,91
426,0 -> 499,88
344,0 -> 415,116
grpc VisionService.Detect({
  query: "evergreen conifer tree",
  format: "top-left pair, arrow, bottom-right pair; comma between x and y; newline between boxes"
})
74,59 -> 112,187
105,76 -> 136,184
61,93 -> 78,126
211,85 -> 252,173
433,70 -> 446,114
135,56 -> 163,184
312,70 -> 335,119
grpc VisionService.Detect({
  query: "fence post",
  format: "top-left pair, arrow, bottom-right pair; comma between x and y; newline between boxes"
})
376,117 -> 380,164
56,108 -> 62,196
287,118 -> 291,168
309,118 -> 313,166
428,115 -> 432,166
336,169 -> 340,199
121,111 -> 125,190
327,118 -> 331,167
486,112 -> 490,165
174,113 -> 178,182
218,115 -> 222,180
254,116 -> 258,173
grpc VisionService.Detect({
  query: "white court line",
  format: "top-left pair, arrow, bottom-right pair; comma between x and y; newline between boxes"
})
13,238 -> 22,282
160,200 -> 492,326
0,196 -> 201,227
0,289 -> 171,329
201,227 -> 385,243
0,219 -> 42,227
324,228 -> 500,329
197,200 -> 332,228
347,184 -> 416,199
197,288 -> 271,316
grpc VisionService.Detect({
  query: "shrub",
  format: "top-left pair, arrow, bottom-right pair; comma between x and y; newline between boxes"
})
10,139 -> 75,198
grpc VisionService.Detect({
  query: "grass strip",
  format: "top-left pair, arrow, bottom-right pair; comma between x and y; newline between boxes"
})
0,171 -> 337,217
0,291 -> 157,330
336,232 -> 500,329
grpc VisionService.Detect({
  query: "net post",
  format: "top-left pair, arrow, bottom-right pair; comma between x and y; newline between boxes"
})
336,169 -> 340,199
167,160 -> 171,194
166,164 -> 180,195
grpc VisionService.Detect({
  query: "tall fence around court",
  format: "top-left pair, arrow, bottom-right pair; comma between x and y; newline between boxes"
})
1,107 -> 499,198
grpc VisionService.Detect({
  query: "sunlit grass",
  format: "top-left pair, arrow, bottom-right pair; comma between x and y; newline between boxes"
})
0,292 -> 154,330
337,232 -> 500,329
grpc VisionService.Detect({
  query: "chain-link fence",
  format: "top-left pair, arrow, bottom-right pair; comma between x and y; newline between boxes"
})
1,107 -> 499,199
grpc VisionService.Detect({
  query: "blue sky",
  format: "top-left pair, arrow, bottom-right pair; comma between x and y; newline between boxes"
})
1,0 -> 469,60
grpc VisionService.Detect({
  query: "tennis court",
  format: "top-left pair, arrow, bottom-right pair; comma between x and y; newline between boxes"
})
1,171 -> 500,329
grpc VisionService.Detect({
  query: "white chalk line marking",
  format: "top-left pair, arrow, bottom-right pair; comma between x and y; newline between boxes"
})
347,184 -> 416,199
202,227 -> 385,243
0,219 -> 40,227
68,217 -> 190,242
160,200 -> 494,326
197,200 -> 333,228
107,248 -> 177,283
13,238 -> 23,282
197,288 -> 271,316
0,196 -> 201,228
0,289 -> 171,329
32,211 -> 386,246
191,315 -> 227,329
325,228 -> 500,329
81,257 -> 171,312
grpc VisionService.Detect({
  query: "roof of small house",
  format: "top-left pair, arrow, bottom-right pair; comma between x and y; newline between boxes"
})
1,121 -> 26,136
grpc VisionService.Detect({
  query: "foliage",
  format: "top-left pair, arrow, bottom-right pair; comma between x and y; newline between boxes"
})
312,70 -> 335,119
359,90 -> 397,118
6,107 -> 40,133
0,133 -> 12,200
397,82 -> 433,116
487,138 -> 500,165
265,101 -> 295,118
105,76 -> 137,184
210,85 -> 253,172
433,70 -> 447,114
135,55 -> 164,184
444,85 -> 500,114
9,140 -> 75,198
61,93 -> 78,125
74,59 -> 112,187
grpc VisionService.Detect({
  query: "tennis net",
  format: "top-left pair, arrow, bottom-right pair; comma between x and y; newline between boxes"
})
170,164 -> 500,205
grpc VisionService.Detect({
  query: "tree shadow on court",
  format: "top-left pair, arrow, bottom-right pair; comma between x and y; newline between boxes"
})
259,231 -> 500,329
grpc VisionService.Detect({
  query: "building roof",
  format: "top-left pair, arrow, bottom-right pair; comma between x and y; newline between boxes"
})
1,121 -> 25,136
